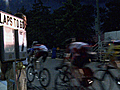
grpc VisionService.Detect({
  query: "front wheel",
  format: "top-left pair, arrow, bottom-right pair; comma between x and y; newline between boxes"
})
26,66 -> 35,82
92,74 -> 113,90
39,68 -> 51,87
100,74 -> 113,90
55,72 -> 71,90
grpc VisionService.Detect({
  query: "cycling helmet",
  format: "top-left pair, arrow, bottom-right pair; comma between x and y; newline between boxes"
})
32,41 -> 39,46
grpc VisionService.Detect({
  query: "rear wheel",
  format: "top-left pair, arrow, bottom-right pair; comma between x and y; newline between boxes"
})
101,74 -> 113,90
39,68 -> 51,87
89,77 -> 102,90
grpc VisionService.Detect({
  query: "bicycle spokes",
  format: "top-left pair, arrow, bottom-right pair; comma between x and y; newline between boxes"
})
39,68 -> 51,87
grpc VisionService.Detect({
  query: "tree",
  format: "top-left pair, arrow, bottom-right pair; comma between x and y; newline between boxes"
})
52,0 -> 95,46
102,0 -> 120,32
17,6 -> 27,15
25,0 -> 96,48
26,0 -> 53,47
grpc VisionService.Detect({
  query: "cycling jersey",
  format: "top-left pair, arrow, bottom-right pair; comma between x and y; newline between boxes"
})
69,42 -> 90,68
32,44 -> 48,52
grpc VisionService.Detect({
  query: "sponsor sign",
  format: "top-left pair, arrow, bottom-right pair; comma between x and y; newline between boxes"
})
0,11 -> 24,30
0,11 -> 27,62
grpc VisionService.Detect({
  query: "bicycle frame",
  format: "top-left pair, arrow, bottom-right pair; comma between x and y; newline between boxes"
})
27,56 -> 51,87
95,67 -> 115,80
37,57 -> 44,71
28,58 -> 34,66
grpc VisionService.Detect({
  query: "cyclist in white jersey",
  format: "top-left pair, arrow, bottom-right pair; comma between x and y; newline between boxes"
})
32,41 -> 48,62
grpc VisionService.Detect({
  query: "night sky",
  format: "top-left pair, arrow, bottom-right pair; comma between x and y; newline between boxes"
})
0,0 -> 112,14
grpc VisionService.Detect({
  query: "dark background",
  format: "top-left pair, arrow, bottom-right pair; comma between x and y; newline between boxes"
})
0,0 -> 119,49
0,0 -> 112,14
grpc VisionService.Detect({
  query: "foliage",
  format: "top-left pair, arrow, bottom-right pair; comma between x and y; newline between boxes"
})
17,6 -> 27,15
25,0 -> 53,47
102,0 -> 120,32
52,0 -> 95,47
3,0 -> 120,48
18,0 -> 111,48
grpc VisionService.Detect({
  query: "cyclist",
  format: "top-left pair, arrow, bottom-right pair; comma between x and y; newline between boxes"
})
68,42 -> 93,84
70,42 -> 90,68
29,41 -> 48,70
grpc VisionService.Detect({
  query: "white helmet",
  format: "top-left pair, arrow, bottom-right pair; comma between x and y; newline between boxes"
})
32,41 -> 39,46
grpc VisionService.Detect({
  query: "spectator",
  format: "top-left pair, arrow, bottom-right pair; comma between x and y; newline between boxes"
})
52,46 -> 56,59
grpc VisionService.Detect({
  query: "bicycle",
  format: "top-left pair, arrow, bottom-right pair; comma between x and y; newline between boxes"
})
54,64 -> 93,90
55,61 -> 120,90
26,56 -> 51,87
91,61 -> 120,90
54,52 -> 94,90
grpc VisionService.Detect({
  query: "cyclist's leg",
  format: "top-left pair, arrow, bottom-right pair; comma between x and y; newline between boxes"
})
69,65 -> 83,89
42,51 -> 48,62
33,58 -> 37,70
28,50 -> 34,63
34,52 -> 42,70
70,65 -> 83,81
33,55 -> 38,70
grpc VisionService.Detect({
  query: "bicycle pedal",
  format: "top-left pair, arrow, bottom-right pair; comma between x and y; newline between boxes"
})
36,60 -> 40,63
40,77 -> 45,81
35,76 -> 38,79
88,79 -> 93,84
116,79 -> 120,85
117,81 -> 120,85
116,77 -> 120,85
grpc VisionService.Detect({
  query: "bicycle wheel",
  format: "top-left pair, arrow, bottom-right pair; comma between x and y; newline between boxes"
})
88,77 -> 102,90
39,68 -> 51,87
55,72 -> 71,90
100,74 -> 113,90
26,66 -> 35,82
62,64 -> 70,72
